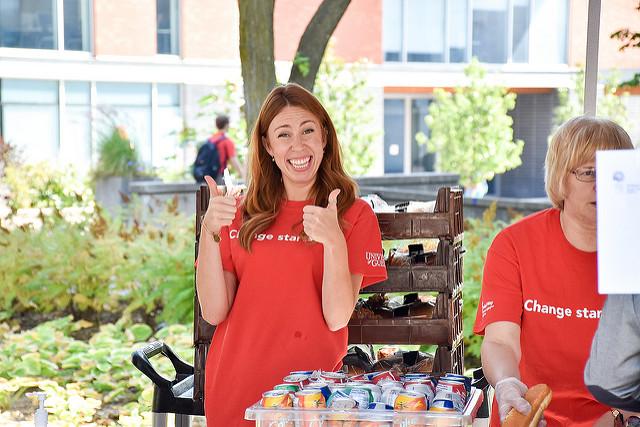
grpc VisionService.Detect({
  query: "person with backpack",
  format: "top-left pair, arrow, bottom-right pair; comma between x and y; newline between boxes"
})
193,115 -> 246,184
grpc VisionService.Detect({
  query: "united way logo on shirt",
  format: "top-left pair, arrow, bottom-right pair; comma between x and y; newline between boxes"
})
366,251 -> 385,267
481,300 -> 494,317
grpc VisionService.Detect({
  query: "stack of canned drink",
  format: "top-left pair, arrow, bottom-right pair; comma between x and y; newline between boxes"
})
260,370 -> 471,414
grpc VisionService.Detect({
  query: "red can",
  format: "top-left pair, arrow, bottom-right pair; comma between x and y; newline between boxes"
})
435,379 -> 467,403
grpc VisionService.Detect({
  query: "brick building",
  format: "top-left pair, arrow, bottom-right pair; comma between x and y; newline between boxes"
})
0,0 -> 638,196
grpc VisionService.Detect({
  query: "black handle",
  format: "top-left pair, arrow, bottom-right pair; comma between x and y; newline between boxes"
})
131,341 -> 194,389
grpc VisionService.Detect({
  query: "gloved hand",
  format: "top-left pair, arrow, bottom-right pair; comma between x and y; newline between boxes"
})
495,377 -> 546,426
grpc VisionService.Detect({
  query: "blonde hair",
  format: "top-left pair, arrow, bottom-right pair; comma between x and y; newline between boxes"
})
238,83 -> 357,251
545,116 -> 633,209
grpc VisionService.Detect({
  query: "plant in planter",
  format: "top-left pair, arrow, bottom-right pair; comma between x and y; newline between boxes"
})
93,126 -> 141,214
416,59 -> 524,197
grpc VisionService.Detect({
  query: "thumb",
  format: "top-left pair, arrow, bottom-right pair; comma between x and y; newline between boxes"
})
327,189 -> 340,210
204,175 -> 221,197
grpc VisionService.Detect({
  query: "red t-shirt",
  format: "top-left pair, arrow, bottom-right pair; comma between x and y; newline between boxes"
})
204,198 -> 387,426
473,209 -> 608,427
210,131 -> 236,171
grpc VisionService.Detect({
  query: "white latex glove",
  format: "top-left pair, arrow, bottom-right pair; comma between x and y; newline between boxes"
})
495,377 -> 546,426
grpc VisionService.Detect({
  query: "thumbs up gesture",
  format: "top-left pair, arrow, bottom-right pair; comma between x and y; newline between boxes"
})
202,175 -> 238,237
302,189 -> 342,245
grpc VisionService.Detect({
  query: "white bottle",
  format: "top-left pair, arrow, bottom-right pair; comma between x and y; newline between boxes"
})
25,392 -> 48,427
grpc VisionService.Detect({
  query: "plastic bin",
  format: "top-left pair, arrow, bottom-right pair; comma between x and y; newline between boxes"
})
245,387 -> 484,427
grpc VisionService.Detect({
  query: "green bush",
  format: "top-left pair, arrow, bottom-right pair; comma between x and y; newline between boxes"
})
94,126 -> 140,178
0,316 -> 193,426
462,204 -> 513,366
0,199 -> 194,324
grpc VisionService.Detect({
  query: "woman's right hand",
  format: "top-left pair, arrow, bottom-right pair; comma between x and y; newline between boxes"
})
496,377 -> 546,426
202,175 -> 238,235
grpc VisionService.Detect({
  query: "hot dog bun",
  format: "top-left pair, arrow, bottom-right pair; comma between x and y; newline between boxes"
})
502,384 -> 552,427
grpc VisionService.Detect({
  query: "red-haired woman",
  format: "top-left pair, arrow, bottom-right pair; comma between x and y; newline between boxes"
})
196,83 -> 387,426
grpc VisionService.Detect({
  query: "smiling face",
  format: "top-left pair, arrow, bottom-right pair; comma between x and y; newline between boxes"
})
264,106 -> 326,200
562,158 -> 597,228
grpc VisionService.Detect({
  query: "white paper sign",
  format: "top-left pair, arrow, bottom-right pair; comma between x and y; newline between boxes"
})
596,149 -> 640,294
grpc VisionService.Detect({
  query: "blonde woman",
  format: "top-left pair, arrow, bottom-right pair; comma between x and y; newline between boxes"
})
474,116 -> 634,426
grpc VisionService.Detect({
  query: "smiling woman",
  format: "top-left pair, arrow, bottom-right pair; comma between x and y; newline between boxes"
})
195,83 -> 388,426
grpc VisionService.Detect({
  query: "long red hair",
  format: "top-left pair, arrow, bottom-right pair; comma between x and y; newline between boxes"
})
239,83 -> 357,251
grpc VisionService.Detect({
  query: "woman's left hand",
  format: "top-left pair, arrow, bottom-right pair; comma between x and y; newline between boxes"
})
303,189 -> 343,246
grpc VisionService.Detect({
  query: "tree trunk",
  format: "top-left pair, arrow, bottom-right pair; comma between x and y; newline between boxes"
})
239,0 -> 277,137
288,0 -> 351,92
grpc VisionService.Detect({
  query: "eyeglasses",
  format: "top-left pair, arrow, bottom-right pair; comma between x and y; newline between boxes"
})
613,412 -> 640,427
571,167 -> 596,183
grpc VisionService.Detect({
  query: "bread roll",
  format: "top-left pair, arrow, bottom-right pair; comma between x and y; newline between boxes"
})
502,384 -> 552,427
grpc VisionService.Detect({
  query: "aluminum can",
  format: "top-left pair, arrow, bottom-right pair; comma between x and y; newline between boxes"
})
380,386 -> 404,407
327,391 -> 358,409
295,389 -> 326,408
305,383 -> 332,402
320,371 -> 347,383
273,383 -> 300,393
359,383 -> 382,402
283,373 -> 310,389
436,379 -> 467,403
261,389 -> 293,408
368,401 -> 394,410
380,380 -> 404,391
430,391 -> 464,412
405,382 -> 435,404
394,390 -> 428,411
372,371 -> 398,386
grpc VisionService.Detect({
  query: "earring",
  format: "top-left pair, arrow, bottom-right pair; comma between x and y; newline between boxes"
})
272,157 -> 275,162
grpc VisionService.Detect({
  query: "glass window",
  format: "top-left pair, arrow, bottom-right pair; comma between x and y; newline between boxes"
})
1,79 -> 59,162
96,83 -> 152,166
63,0 -> 90,51
155,84 -> 182,167
512,0 -> 530,63
530,0 -> 567,64
383,0 -> 402,61
411,99 -> 435,172
0,0 -> 57,49
407,0 -> 444,62
383,99 -> 405,174
448,0 -> 467,63
61,81 -> 91,170
472,0 -> 508,63
157,0 -> 179,55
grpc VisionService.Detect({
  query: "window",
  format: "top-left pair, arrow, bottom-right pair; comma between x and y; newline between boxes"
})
383,0 -> 567,64
157,0 -> 179,55
155,84 -> 183,167
0,0 -> 56,49
1,79 -> 59,163
0,0 -> 91,51
411,99 -> 435,172
96,83 -> 152,166
61,81 -> 91,170
63,0 -> 90,51
383,99 -> 405,173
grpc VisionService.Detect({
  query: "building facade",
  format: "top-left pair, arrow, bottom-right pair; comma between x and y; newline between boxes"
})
0,0 -> 638,196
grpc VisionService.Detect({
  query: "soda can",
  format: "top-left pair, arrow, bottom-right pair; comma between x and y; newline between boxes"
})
442,374 -> 472,392
305,383 -> 332,402
261,389 -> 293,408
295,389 -> 326,408
368,401 -> 394,410
436,379 -> 467,403
320,371 -> 347,383
380,386 -> 404,407
358,383 -> 382,402
380,380 -> 404,391
372,371 -> 398,386
402,373 -> 429,381
393,391 -> 428,411
405,382 -> 435,405
327,391 -> 358,409
273,383 -> 300,394
431,391 -> 464,412
283,373 -> 310,389
290,370 -> 314,376
346,386 -> 374,409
